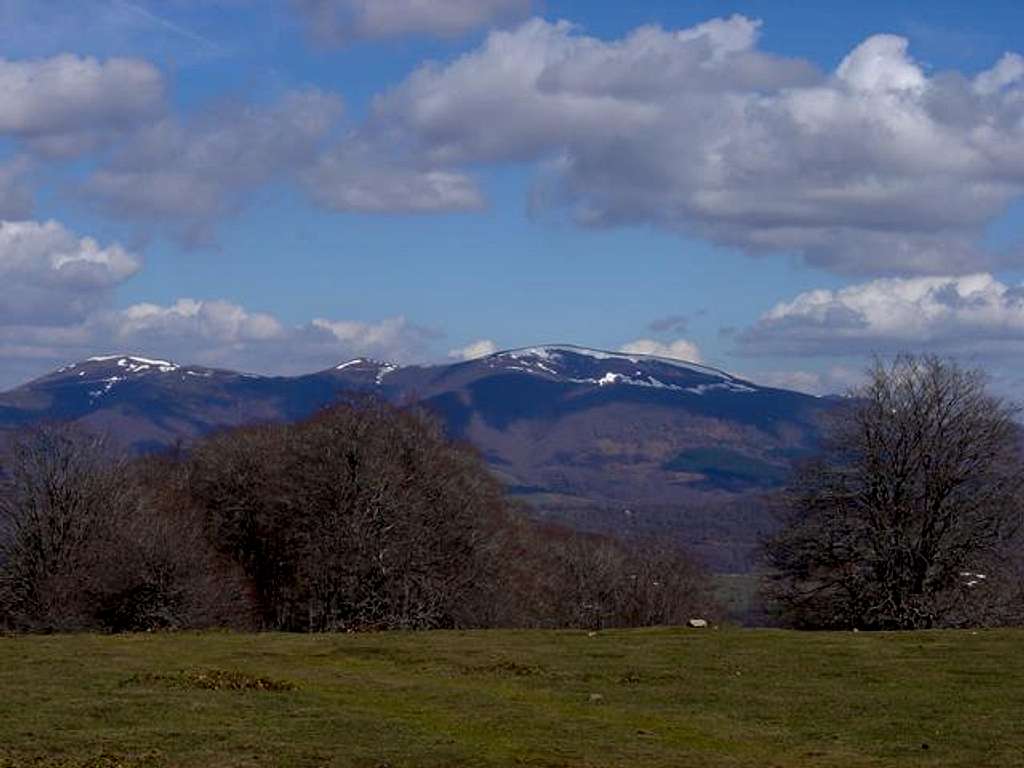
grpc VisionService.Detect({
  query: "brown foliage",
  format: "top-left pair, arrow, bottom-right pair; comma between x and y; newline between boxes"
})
0,400 -> 714,633
483,517 -> 714,630
0,427 -> 250,632
185,400 -> 510,631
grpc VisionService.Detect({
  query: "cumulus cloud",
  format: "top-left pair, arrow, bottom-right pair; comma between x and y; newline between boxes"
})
370,16 -> 1024,274
112,298 -> 285,346
83,89 -> 342,243
738,273 -> 1024,356
304,140 -> 484,213
110,308 -> 434,375
292,0 -> 531,44
0,54 -> 164,157
77,301 -> 431,374
0,215 -> 438,389
0,298 -> 438,390
619,338 -> 703,363
308,315 -> 434,356
0,219 -> 140,324
448,339 -> 498,360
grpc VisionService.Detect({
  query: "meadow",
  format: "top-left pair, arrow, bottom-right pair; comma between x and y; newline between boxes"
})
1,627 -> 1021,767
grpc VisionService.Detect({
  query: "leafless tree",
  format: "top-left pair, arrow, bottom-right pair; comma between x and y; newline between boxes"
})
764,355 -> 1024,629
187,400 -> 510,631
0,405 -> 714,633
0,427 -> 137,630
0,427 -> 251,632
483,521 -> 714,630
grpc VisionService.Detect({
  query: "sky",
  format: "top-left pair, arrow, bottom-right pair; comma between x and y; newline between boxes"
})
1,0 -> 1023,394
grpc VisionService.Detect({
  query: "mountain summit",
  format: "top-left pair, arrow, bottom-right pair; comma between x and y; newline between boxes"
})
471,345 -> 755,393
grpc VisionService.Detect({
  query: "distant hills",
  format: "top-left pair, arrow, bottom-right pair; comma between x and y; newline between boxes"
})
0,345 -> 836,570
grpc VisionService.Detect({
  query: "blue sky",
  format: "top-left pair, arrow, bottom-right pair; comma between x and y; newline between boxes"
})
1,0 -> 1023,393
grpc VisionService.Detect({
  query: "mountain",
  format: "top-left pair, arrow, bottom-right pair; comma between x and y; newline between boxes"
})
0,346 -> 835,570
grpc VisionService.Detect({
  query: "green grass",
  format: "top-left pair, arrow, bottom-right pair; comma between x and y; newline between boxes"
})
1,628 -> 1022,767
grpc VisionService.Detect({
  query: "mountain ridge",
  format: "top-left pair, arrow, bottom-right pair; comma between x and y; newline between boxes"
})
10,344 -> 779,394
0,345 -> 836,570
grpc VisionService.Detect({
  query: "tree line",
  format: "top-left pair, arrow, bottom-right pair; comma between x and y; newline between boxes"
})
3,354 -> 1022,634
0,399 -> 712,633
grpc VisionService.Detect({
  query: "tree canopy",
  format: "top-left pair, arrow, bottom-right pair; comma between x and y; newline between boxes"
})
765,355 -> 1024,629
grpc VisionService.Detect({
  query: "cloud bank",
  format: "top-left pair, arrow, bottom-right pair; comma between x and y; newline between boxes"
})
739,273 -> 1024,356
448,339 -> 498,360
0,219 -> 437,389
0,54 -> 164,157
370,16 -> 1024,274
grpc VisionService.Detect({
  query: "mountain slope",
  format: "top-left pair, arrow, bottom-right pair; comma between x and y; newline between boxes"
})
0,346 -> 834,569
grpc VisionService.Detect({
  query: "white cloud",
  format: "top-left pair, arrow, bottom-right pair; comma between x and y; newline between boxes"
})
973,52 -> 1024,96
0,54 -> 164,156
114,298 -> 286,344
619,338 -> 702,363
0,220 -> 140,324
115,309 -> 434,374
304,140 -> 484,213
310,315 -> 426,352
292,0 -> 531,44
739,273 -> 1024,356
84,89 -> 342,243
0,299 -> 438,389
448,339 -> 497,360
0,215 -> 439,389
371,16 -> 1024,274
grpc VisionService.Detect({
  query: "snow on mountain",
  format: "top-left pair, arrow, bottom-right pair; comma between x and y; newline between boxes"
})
57,355 -> 181,375
47,355 -> 225,400
480,344 -> 756,395
333,358 -> 400,385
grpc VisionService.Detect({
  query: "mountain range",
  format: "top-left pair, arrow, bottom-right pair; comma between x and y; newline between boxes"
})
0,345 -> 836,571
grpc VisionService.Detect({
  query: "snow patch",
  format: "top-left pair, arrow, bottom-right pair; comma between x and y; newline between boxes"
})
489,345 -> 758,395
88,376 -> 123,399
375,362 -> 399,384
335,359 -> 365,370
85,355 -> 179,374
492,344 -> 744,382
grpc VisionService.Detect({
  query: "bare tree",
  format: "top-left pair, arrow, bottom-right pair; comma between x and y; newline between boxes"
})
187,400 -> 510,632
0,427 -> 138,630
764,355 -> 1024,629
0,427 -> 251,632
483,521 -> 714,630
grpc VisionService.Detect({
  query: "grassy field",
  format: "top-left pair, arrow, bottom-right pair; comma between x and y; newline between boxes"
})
1,628 -> 1022,767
